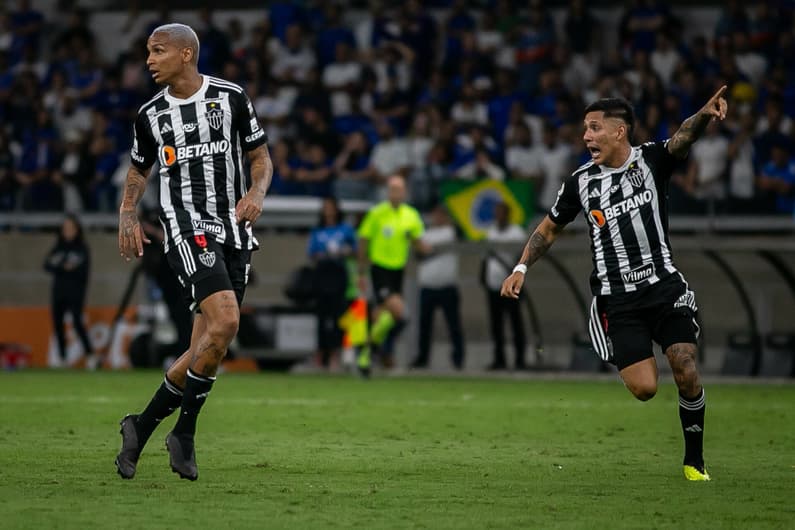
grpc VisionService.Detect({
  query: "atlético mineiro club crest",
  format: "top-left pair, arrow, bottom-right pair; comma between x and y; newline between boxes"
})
626,163 -> 644,188
206,103 -> 224,131
198,250 -> 216,268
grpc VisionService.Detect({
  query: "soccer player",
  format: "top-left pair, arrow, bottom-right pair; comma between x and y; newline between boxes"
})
115,23 -> 272,481
356,175 -> 430,374
501,87 -> 729,481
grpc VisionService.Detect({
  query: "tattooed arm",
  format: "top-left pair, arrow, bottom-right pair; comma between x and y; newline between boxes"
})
118,164 -> 151,261
667,85 -> 728,158
235,144 -> 273,225
500,216 -> 566,299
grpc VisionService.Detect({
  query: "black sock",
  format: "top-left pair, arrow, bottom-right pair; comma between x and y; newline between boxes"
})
135,376 -> 183,446
679,388 -> 706,468
172,369 -> 215,438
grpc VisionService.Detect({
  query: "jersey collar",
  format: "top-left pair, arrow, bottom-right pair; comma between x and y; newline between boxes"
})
164,75 -> 209,106
599,146 -> 637,174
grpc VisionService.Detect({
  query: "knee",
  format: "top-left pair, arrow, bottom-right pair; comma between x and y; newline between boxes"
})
206,313 -> 239,346
384,295 -> 404,320
627,381 -> 658,401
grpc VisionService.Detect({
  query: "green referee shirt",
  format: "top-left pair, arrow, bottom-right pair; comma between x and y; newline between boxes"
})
357,201 -> 425,270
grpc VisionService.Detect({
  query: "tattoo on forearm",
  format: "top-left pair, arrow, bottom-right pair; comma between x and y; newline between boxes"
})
247,145 -> 272,194
121,167 -> 147,210
521,231 -> 552,267
668,112 -> 712,156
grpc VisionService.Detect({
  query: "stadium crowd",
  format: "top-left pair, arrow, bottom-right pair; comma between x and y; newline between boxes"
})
0,0 -> 794,216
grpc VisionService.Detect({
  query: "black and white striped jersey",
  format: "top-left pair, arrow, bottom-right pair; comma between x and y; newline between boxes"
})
549,140 -> 681,296
130,75 -> 268,252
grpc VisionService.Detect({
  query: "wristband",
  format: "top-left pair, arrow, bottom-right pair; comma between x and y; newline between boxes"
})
512,264 -> 527,275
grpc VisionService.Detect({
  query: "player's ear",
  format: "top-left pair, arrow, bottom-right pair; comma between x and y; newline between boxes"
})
616,123 -> 626,142
182,47 -> 193,65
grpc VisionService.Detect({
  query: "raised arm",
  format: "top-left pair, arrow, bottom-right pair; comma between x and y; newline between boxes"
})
118,164 -> 152,261
235,144 -> 273,225
500,216 -> 567,299
667,85 -> 728,158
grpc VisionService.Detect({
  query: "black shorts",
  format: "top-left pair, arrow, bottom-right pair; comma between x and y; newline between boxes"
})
166,234 -> 252,312
370,264 -> 404,305
589,274 -> 699,370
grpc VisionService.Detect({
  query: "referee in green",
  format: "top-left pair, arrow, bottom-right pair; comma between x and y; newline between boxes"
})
357,175 -> 430,374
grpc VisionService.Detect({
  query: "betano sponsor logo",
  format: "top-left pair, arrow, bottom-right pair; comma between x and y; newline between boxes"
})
588,190 -> 653,228
160,140 -> 230,167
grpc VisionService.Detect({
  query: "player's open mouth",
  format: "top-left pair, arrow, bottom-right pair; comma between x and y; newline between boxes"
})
588,147 -> 601,159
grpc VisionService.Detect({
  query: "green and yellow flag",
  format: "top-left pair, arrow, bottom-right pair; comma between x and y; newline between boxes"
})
441,179 -> 534,240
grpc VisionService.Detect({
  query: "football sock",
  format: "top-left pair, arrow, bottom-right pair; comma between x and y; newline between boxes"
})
135,376 -> 183,446
172,369 -> 215,437
679,388 -> 706,467
370,311 -> 395,346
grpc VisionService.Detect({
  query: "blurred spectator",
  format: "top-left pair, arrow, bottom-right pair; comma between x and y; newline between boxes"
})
271,24 -> 316,84
620,0 -> 669,55
0,12 -> 12,55
9,0 -> 44,63
253,78 -> 294,144
44,213 -> 93,367
515,5 -> 555,94
409,141 -> 451,212
406,108 -> 436,170
196,8 -> 231,75
0,129 -> 16,211
535,122 -> 574,213
650,31 -> 680,88
17,108 -> 62,211
370,120 -> 410,185
564,0 -> 596,56
481,201 -> 526,371
676,120 -> 729,204
53,92 -> 91,143
307,196 -> 357,368
399,0 -> 438,81
755,97 -> 793,165
323,42 -> 362,117
732,31 -> 767,87
505,121 -> 542,182
715,0 -> 749,39
455,148 -> 505,181
315,3 -> 356,69
53,7 -> 94,55
727,110 -> 759,211
293,143 -> 333,197
757,138 -> 795,214
413,204 -> 464,370
333,131 -> 376,201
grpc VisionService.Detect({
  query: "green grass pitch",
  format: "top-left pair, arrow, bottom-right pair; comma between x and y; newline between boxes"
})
0,371 -> 793,529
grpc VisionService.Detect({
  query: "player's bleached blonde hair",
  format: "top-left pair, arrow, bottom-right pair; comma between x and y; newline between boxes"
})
151,23 -> 200,65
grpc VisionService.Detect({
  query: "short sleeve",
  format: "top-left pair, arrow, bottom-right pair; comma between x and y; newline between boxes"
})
357,210 -> 375,240
235,91 -> 268,152
642,140 -> 679,183
548,175 -> 582,226
130,112 -> 157,170
409,208 -> 425,239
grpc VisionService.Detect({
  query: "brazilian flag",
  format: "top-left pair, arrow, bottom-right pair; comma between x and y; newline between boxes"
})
441,179 -> 534,240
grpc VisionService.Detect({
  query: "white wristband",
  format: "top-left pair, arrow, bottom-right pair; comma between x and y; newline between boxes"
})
512,264 -> 527,275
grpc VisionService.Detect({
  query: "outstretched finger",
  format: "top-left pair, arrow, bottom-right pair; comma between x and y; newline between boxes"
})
711,85 -> 727,102
132,228 -> 144,257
